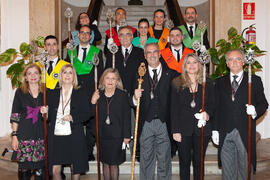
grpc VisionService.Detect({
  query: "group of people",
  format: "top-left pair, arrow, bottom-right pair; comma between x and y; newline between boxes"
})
10,6 -> 268,180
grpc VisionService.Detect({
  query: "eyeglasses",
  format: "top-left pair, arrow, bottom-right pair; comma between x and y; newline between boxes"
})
79,31 -> 90,35
118,33 -> 132,38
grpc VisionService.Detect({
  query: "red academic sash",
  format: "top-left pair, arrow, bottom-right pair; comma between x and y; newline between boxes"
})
105,26 -> 137,47
161,47 -> 194,73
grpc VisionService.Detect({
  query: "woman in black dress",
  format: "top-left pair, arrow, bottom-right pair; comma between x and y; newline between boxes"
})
170,53 -> 215,180
42,64 -> 91,180
10,64 -> 45,180
91,68 -> 131,180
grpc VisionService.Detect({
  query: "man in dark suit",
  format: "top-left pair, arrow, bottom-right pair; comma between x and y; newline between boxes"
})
36,35 -> 69,90
105,25 -> 144,94
213,49 -> 268,178
178,7 -> 210,50
160,27 -> 194,73
133,43 -> 178,180
104,7 -> 137,56
66,25 -> 104,161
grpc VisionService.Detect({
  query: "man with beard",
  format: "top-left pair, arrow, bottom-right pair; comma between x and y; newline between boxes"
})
160,27 -> 194,73
178,7 -> 210,50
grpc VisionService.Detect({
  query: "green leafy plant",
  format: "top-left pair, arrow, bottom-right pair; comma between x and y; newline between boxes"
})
209,27 -> 266,80
0,36 -> 44,88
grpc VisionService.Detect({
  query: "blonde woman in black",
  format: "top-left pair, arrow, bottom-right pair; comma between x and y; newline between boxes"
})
170,53 -> 215,180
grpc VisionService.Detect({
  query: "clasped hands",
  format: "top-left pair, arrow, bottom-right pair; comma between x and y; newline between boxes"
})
40,106 -> 73,122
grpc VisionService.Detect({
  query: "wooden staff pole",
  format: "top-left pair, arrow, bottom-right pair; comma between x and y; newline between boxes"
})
131,63 -> 146,180
42,63 -> 49,180
248,64 -> 252,180
93,54 -> 101,180
200,64 -> 206,180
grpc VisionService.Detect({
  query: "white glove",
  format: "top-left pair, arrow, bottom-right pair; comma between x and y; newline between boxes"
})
197,119 -> 206,128
246,104 -> 257,119
194,112 -> 203,120
107,38 -> 114,49
200,45 -> 206,52
211,130 -> 219,145
92,20 -> 97,26
122,141 -> 129,150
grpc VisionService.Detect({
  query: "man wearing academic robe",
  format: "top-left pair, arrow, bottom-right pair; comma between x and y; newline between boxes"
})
160,27 -> 194,74
104,7 -> 137,56
178,7 -> 210,50
149,9 -> 169,50
37,35 -> 69,90
212,49 -> 268,179
66,25 -> 104,161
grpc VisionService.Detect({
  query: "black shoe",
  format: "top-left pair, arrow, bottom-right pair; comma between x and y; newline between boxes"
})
88,153 -> 95,161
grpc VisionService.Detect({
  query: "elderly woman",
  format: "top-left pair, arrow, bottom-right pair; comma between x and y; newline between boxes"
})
132,18 -> 158,49
71,12 -> 102,46
91,68 -> 131,180
42,64 -> 91,180
10,63 -> 45,179
170,53 -> 215,180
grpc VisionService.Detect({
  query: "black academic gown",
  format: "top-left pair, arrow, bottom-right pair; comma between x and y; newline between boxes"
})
214,73 -> 268,171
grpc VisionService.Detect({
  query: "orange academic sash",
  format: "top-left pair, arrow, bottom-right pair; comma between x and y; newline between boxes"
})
161,47 -> 194,73
149,26 -> 170,50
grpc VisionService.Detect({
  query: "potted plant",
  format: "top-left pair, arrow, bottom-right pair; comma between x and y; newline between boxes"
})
0,36 -> 44,88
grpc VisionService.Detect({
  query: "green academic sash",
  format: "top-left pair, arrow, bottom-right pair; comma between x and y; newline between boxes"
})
178,25 -> 207,49
67,46 -> 100,75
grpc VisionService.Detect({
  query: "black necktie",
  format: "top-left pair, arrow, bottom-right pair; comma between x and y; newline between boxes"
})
82,48 -> 87,63
152,69 -> 158,87
232,75 -> 239,94
47,61 -> 53,75
189,26 -> 194,38
124,48 -> 129,66
174,49 -> 181,62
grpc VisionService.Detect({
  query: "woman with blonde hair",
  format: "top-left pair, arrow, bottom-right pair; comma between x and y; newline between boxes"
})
91,68 -> 131,180
10,63 -> 45,179
170,53 -> 215,180
41,64 -> 91,180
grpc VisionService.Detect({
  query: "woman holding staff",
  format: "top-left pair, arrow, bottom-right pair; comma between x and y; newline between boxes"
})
10,64 -> 45,180
170,53 -> 215,180
41,64 -> 91,180
91,68 -> 131,180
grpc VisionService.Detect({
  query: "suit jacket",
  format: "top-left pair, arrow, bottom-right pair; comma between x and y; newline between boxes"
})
105,45 -> 145,94
104,26 -> 138,56
170,78 -> 215,136
46,87 -> 91,173
131,64 -> 179,139
183,24 -> 210,49
214,72 -> 268,170
65,46 -> 104,96
94,88 -> 131,139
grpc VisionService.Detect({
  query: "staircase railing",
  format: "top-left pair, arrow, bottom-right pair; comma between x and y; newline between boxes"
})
165,0 -> 185,27
61,0 -> 104,51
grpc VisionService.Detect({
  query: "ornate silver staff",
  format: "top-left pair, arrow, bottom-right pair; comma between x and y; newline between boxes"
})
66,39 -> 76,65
30,40 -> 38,63
192,40 -> 201,55
106,9 -> 114,39
166,19 -> 174,30
198,21 -> 207,49
198,49 -> 211,180
92,53 -> 101,180
64,7 -> 73,41
39,50 -> 50,180
244,48 -> 256,180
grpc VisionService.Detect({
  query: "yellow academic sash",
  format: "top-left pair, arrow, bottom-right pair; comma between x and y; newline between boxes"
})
36,59 -> 69,89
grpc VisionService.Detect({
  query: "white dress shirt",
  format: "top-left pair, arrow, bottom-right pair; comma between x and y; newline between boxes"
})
171,45 -> 183,61
47,57 -> 58,71
78,44 -> 90,62
230,70 -> 244,85
121,45 -> 133,57
186,23 -> 195,37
